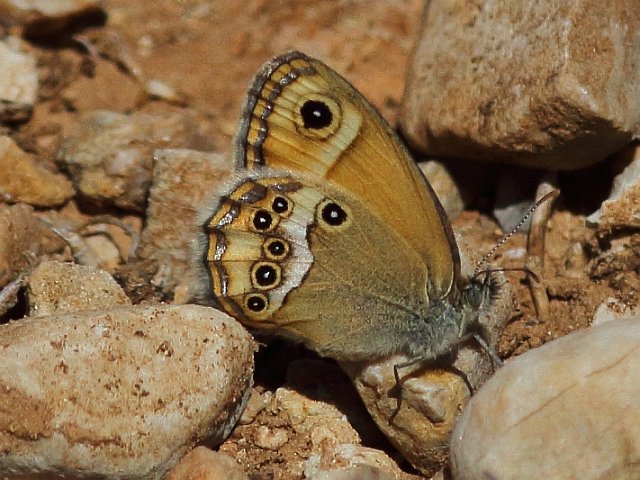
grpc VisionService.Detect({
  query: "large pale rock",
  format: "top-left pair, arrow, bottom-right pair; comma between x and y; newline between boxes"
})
137,148 -> 232,298
57,111 -> 212,212
401,0 -> 640,170
0,136 -> 74,207
27,260 -> 131,316
451,316 -> 640,480
0,304 -> 254,480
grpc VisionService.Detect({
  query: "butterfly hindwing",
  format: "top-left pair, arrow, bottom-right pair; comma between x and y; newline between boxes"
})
201,172 -> 436,361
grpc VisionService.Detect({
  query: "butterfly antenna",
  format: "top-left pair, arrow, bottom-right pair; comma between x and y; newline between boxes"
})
473,189 -> 560,278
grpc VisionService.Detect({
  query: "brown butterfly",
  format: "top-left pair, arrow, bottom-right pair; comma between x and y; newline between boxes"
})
196,51 -> 499,366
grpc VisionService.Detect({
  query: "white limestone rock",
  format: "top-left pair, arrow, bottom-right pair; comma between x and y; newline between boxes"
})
0,304 -> 254,479
451,316 -> 640,480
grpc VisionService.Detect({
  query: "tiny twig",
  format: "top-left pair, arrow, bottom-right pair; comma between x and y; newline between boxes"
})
474,189 -> 560,277
526,178 -> 560,321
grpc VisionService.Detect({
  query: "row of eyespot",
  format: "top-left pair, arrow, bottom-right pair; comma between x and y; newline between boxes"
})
251,197 -> 347,232
243,196 -> 348,314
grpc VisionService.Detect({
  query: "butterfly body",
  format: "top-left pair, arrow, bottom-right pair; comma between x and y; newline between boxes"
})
198,51 -> 496,365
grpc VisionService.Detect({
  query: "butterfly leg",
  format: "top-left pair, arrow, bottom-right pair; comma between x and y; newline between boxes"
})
451,331 -> 503,370
472,333 -> 503,369
390,357 -> 424,423
391,355 -> 478,423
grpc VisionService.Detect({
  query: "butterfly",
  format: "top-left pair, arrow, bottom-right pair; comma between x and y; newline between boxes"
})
196,51 -> 499,367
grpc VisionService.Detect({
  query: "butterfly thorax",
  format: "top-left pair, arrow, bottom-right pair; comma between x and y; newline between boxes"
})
399,274 -> 497,362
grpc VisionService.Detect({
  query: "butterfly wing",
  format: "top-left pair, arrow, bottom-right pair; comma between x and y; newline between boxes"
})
201,173 -> 443,361
235,51 -> 460,300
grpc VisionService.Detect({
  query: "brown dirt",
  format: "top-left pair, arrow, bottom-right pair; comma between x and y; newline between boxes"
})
3,1 -> 639,479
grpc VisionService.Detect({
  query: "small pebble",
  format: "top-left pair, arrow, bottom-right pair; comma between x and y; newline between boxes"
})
254,426 -> 289,451
419,160 -> 464,220
0,203 -> 63,289
587,144 -> 640,229
166,447 -> 249,480
274,387 -> 361,448
0,37 -> 37,122
0,136 -> 74,207
304,444 -> 405,480
0,0 -> 104,35
56,111 -> 213,212
27,260 -> 131,316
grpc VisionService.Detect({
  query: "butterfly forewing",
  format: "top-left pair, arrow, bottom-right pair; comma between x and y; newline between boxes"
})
235,51 -> 460,300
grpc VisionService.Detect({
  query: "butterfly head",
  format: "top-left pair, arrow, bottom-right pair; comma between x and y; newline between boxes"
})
460,270 -> 501,323
454,269 -> 504,362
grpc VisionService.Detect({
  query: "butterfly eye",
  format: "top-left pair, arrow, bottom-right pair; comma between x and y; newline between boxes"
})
252,262 -> 281,289
245,294 -> 268,313
271,196 -> 290,214
252,209 -> 273,231
264,238 -> 289,259
300,100 -> 333,129
320,201 -> 348,227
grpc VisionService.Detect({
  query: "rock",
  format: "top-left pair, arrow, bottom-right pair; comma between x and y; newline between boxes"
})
166,448 -> 250,480
237,388 -> 271,426
220,386 -> 366,479
284,358 -> 390,448
304,444 -> 408,480
340,265 -> 513,477
143,79 -> 187,105
451,316 -> 640,480
56,111 -> 213,212
0,203 -> 63,289
61,59 -> 144,114
341,357 -> 474,478
592,297 -> 640,326
137,148 -> 233,297
83,232 -> 124,271
400,0 -> 640,170
0,304 -> 254,480
0,136 -> 74,207
0,278 -> 23,319
492,166 -> 546,232
0,0 -> 104,36
587,144 -> 640,229
27,260 -> 131,316
419,160 -> 464,220
0,37 -> 38,122
275,387 -> 361,449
